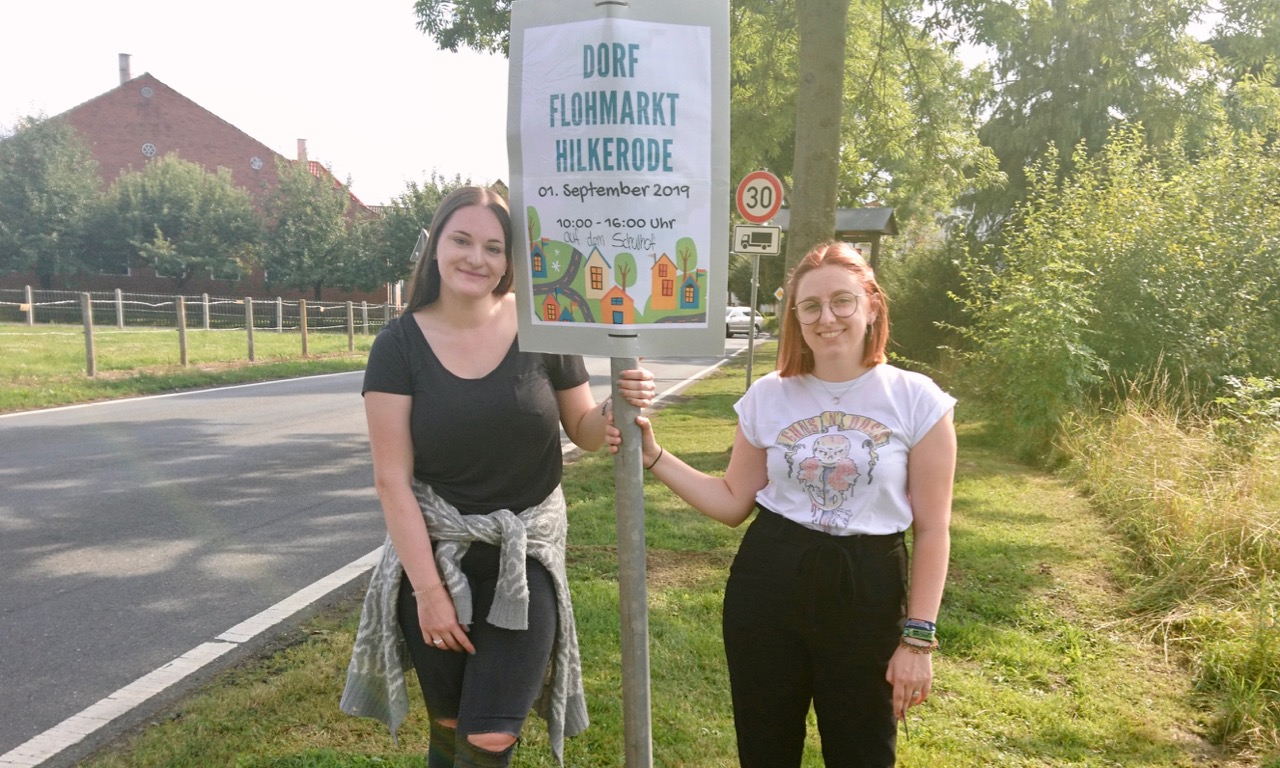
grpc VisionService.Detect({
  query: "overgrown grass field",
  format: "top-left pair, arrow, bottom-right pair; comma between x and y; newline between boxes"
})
66,343 -> 1272,767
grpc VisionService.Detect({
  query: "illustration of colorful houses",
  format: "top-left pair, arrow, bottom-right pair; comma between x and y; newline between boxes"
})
540,289 -> 579,322
648,252 -> 678,312
679,270 -> 702,309
583,247 -> 610,301
541,291 -> 562,321
530,237 -> 550,278
600,285 -> 636,325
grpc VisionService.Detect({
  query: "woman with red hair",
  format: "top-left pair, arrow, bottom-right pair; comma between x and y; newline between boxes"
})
611,241 -> 956,767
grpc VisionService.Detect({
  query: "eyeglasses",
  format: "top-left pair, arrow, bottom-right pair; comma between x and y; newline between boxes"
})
794,292 -> 864,325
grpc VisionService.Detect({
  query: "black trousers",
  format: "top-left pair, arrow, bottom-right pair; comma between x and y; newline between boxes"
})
722,507 -> 907,768
397,542 -> 558,740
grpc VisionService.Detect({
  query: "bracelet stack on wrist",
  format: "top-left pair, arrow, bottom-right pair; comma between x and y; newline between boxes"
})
900,617 -> 939,654
413,582 -> 446,599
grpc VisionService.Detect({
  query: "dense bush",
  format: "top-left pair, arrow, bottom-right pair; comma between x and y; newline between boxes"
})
954,125 -> 1280,453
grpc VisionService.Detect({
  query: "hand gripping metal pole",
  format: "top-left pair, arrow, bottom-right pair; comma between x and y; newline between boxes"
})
611,340 -> 653,767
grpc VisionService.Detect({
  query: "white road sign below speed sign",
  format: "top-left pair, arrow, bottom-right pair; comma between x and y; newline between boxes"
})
735,170 -> 783,224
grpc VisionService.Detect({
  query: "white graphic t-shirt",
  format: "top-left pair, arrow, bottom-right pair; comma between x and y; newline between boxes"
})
734,365 -> 956,536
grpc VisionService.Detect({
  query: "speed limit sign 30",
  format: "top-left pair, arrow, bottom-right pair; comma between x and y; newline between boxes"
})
735,170 -> 784,224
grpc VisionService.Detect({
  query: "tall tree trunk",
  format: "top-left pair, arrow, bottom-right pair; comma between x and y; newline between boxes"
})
785,0 -> 850,275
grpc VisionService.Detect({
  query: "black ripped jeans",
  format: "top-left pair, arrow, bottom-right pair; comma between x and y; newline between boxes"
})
722,507 -> 907,768
397,542 -> 558,744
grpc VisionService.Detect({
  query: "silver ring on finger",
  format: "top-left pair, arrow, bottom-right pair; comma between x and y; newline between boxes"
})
432,638 -> 444,646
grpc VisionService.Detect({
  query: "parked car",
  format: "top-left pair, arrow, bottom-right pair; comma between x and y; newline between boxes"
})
725,306 -> 765,338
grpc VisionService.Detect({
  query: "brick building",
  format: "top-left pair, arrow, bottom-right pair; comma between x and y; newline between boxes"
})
1,55 -> 385,303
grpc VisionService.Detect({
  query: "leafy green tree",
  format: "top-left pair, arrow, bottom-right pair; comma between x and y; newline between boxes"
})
332,215 -> 399,295
1208,1 -> 1280,138
727,248 -> 788,311
941,0 -> 1219,237
731,0 -> 1000,254
412,1 -> 994,287
413,0 -> 511,54
614,252 -> 637,293
876,236 -> 967,367
674,236 -> 698,275
373,171 -> 472,283
262,159 -> 361,300
783,0 -> 851,272
97,153 -> 261,290
1209,0 -> 1280,82
0,116 -> 103,288
727,252 -> 755,305
956,123 -> 1280,454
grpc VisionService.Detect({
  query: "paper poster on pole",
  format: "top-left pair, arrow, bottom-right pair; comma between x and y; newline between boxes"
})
508,0 -> 729,358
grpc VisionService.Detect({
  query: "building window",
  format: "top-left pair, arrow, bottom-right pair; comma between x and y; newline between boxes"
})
250,156 -> 264,170
141,86 -> 154,98
659,263 -> 668,278
590,266 -> 603,290
662,279 -> 673,297
141,143 -> 157,157
684,284 -> 695,304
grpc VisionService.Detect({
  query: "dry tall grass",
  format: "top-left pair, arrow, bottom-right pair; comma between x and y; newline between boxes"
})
1058,387 -> 1280,760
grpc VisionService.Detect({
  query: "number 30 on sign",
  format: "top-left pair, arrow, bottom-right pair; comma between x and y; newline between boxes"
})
735,170 -> 784,224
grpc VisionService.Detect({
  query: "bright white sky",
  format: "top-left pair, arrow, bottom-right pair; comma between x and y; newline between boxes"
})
1,0 -> 511,206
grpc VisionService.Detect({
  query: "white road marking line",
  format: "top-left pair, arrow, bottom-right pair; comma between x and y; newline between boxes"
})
0,547 -> 384,767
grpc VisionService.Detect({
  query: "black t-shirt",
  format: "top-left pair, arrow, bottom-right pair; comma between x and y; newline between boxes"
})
362,313 -> 589,514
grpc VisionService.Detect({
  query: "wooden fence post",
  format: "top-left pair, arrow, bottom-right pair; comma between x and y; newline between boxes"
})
202,293 -> 211,330
245,297 -> 256,362
346,301 -> 355,352
299,299 -> 309,357
24,285 -> 34,325
114,288 -> 125,329
177,295 -> 189,367
276,297 -> 283,333
81,293 -> 96,377
361,300 -> 369,335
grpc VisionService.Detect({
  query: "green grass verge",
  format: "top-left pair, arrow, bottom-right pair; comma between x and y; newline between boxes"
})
0,323 -> 373,413
73,343 -> 1257,767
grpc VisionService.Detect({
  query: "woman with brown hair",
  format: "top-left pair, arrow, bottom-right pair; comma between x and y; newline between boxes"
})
342,186 -> 654,767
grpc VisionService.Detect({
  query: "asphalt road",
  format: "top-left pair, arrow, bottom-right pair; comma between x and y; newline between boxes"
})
0,338 -> 753,766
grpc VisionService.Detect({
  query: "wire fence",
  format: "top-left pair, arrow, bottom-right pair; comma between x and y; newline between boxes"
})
0,286 -> 397,376
0,286 -> 395,333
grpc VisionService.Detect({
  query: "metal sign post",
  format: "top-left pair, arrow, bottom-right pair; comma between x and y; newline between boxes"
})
508,1 -> 729,765
747,252 -> 760,387
734,172 -> 783,389
609,336 -> 651,766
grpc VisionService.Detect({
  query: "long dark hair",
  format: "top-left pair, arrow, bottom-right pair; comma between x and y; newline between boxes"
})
777,241 -> 889,377
402,186 -> 513,313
